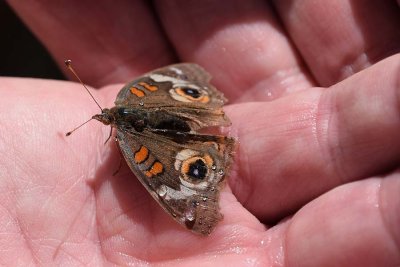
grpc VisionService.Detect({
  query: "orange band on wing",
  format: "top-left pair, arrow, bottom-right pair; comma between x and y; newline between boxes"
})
145,161 -> 164,177
134,146 -> 149,164
175,88 -> 210,103
139,82 -> 158,92
130,86 -> 145,97
181,156 -> 205,174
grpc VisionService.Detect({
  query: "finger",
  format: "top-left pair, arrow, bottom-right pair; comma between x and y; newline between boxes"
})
228,54 -> 400,221
284,174 -> 400,267
274,0 -> 400,86
7,0 -> 176,86
155,0 -> 314,102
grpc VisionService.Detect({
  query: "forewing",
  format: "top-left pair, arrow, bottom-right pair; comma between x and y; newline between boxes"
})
115,63 -> 231,130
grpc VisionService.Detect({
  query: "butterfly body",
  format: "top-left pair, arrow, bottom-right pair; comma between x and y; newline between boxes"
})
92,63 -> 235,235
93,106 -> 192,133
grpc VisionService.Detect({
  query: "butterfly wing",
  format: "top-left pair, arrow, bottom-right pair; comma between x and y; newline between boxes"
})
115,63 -> 230,130
116,129 -> 235,235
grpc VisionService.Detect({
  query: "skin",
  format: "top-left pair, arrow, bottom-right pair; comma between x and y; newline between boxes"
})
1,0 -> 400,266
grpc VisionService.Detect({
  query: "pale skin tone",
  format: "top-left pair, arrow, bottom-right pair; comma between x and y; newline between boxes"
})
1,1 -> 400,266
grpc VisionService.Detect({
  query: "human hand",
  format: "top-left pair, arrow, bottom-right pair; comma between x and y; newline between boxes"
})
2,1 -> 400,266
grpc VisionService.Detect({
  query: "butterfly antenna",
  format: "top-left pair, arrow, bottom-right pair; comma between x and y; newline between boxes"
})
65,117 -> 94,136
64,59 -> 103,111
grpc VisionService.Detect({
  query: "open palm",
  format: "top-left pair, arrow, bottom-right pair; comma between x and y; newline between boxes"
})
2,1 -> 400,266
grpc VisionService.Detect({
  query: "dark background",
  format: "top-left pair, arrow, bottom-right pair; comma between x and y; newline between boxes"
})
0,2 -> 64,79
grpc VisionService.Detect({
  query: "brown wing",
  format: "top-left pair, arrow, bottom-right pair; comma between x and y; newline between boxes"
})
116,129 -> 235,235
114,63 -> 231,130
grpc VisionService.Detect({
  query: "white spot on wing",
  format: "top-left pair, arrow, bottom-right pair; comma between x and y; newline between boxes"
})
169,67 -> 183,75
174,149 -> 199,171
162,185 -> 197,200
157,185 -> 167,198
148,74 -> 200,89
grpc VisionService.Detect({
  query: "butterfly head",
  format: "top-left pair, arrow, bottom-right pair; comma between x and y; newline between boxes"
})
92,108 -> 114,126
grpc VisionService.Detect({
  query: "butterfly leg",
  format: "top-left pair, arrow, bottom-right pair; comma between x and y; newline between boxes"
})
112,137 -> 123,176
104,127 -> 113,145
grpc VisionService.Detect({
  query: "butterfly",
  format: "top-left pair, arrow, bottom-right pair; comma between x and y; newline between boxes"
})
67,62 -> 235,235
